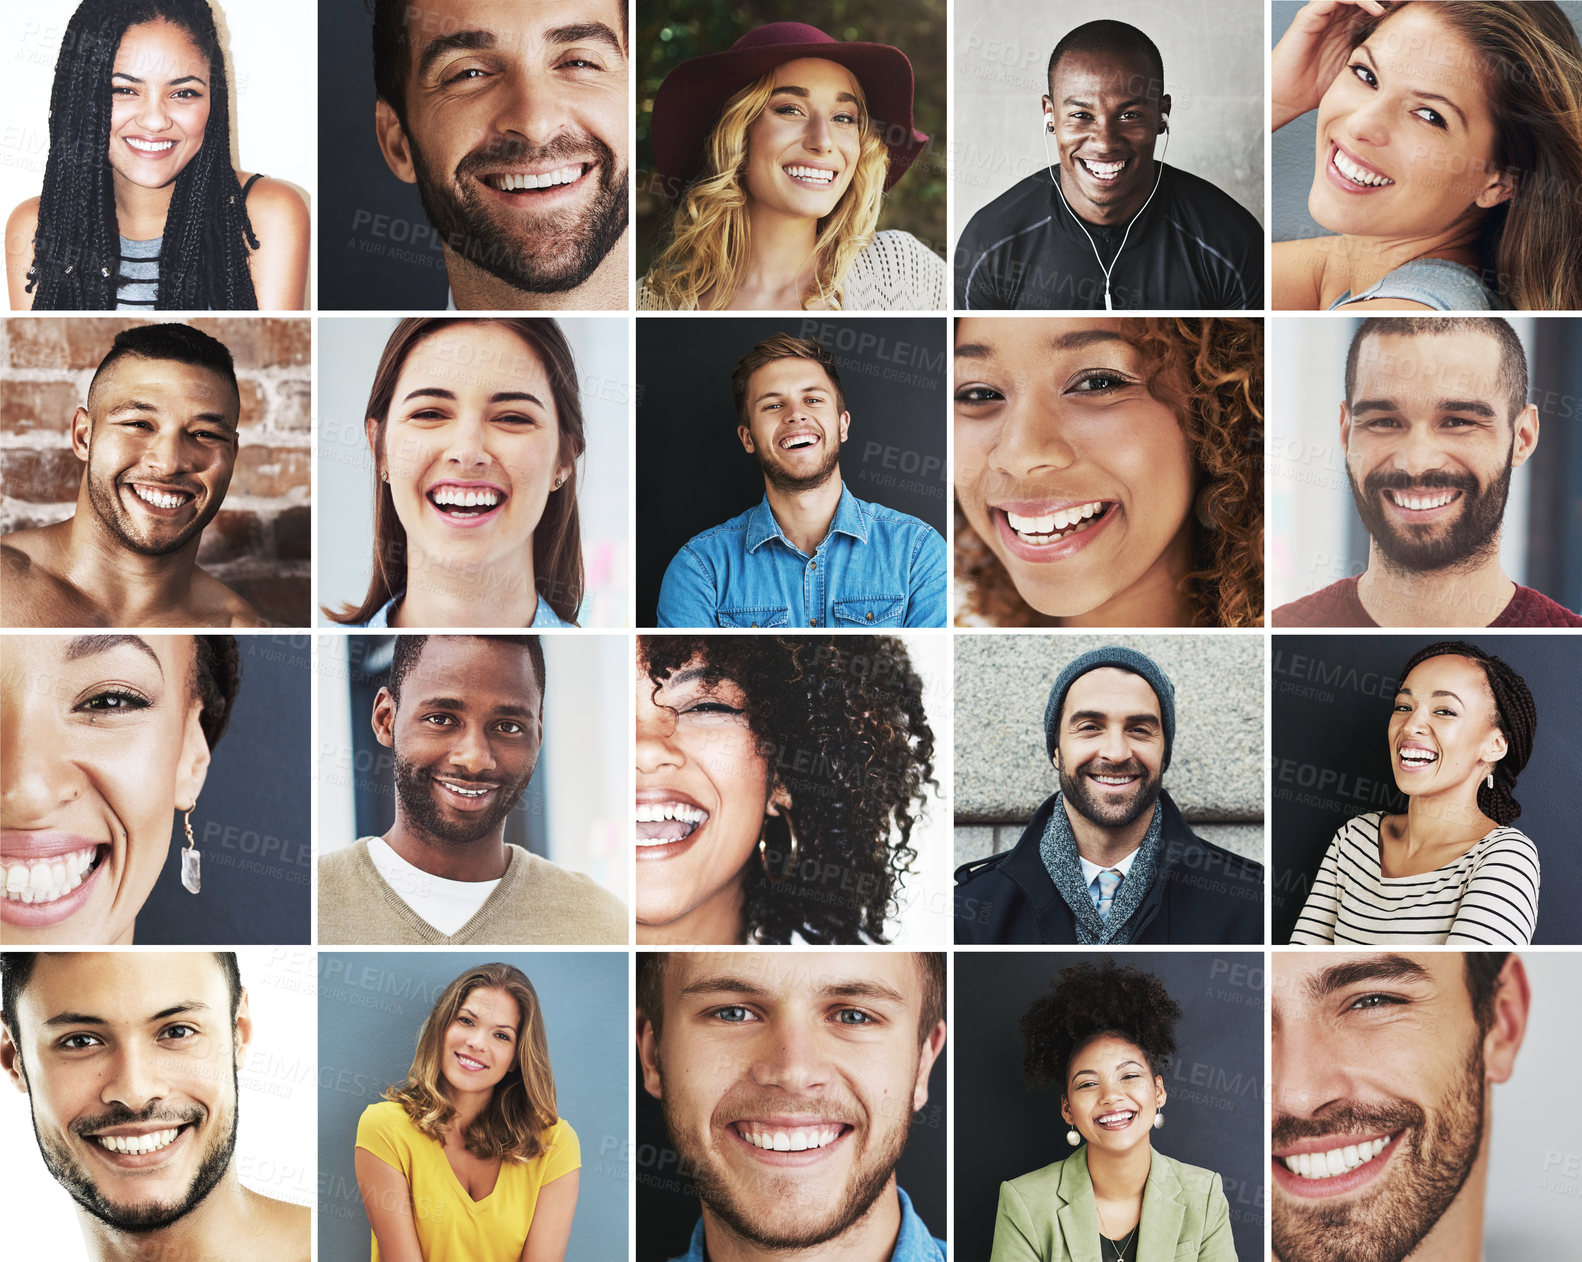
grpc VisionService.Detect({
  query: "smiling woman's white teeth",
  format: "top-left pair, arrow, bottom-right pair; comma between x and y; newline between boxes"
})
783,165 -> 835,184
1333,148 -> 1394,187
126,138 -> 176,153
2,847 -> 96,904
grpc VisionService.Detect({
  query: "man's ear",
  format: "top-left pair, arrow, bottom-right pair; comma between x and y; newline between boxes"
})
70,406 -> 93,462
374,98 -> 419,185
233,988 -> 253,1072
1484,955 -> 1530,1085
0,1022 -> 26,1094
1157,93 -> 1173,132
910,1020 -> 947,1113
738,423 -> 756,455
636,1011 -> 663,1100
173,699 -> 212,814
1041,94 -> 1055,131
1338,401 -> 1352,450
837,411 -> 850,444
371,686 -> 397,749
1509,403 -> 1539,470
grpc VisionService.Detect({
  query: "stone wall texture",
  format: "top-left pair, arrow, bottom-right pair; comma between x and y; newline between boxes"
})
0,317 -> 312,624
955,632 -> 1265,864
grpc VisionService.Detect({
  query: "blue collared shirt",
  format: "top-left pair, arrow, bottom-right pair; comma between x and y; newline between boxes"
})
667,1187 -> 944,1262
353,591 -> 574,628
656,486 -> 946,628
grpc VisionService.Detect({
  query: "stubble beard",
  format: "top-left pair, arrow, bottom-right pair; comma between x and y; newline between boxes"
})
392,751 -> 530,846
1349,451 -> 1512,577
758,432 -> 842,495
85,459 -> 217,559
1059,757 -> 1162,830
411,133 -> 628,295
657,1064 -> 907,1250
30,1060 -> 239,1232
1271,1043 -> 1486,1262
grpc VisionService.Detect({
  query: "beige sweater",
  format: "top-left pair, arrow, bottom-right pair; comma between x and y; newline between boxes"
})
317,840 -> 628,945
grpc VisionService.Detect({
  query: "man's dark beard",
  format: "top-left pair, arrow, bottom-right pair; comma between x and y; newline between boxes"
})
411,133 -> 627,295
85,465 -> 218,559
757,432 -> 842,494
658,1076 -> 906,1251
1349,458 -> 1511,575
393,752 -> 531,845
31,1063 -> 238,1232
1059,757 -> 1162,829
1271,1043 -> 1485,1262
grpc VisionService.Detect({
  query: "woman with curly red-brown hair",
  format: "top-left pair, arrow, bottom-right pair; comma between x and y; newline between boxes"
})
954,318 -> 1262,627
635,634 -> 936,945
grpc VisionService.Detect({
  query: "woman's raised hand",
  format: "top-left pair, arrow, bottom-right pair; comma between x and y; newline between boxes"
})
1271,0 -> 1390,131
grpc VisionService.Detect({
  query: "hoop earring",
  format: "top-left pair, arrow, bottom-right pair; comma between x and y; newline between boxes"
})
757,811 -> 800,881
181,808 -> 202,895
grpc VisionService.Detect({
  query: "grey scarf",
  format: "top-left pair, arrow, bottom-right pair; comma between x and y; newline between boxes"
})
1038,793 -> 1162,944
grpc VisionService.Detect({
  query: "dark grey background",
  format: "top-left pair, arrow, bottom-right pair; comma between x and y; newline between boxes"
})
634,955 -> 947,1260
140,634 -> 310,944
317,1 -> 450,309
318,951 -> 628,1262
953,951 -> 1264,1262
635,317 -> 948,625
1272,634 -> 1581,944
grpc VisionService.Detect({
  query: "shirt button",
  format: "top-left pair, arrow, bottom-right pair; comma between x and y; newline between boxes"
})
809,561 -> 817,570
865,611 -> 874,621
809,619 -> 816,626
750,622 -> 758,628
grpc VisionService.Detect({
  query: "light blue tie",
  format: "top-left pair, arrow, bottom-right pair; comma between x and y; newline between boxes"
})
1094,868 -> 1123,923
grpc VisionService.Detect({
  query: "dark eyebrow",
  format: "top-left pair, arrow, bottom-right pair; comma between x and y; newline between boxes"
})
546,22 -> 625,55
417,29 -> 497,78
1351,398 -> 1496,418
111,72 -> 207,87
1067,709 -> 1159,727
679,974 -> 908,1008
680,974 -> 770,1001
768,84 -> 860,106
400,387 -> 545,408
64,635 -> 163,676
956,329 -> 1131,361
104,399 -> 237,430
1305,955 -> 1433,1000
458,1005 -> 518,1034
1396,686 -> 1467,706
1357,42 -> 1468,128
1072,1058 -> 1146,1076
42,1001 -> 209,1029
1063,95 -> 1146,110
416,695 -> 533,719
753,382 -> 829,405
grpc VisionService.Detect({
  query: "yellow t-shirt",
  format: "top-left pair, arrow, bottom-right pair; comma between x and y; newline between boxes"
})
356,1100 -> 580,1262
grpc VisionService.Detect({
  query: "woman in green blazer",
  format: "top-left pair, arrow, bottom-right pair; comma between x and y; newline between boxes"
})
989,962 -> 1236,1262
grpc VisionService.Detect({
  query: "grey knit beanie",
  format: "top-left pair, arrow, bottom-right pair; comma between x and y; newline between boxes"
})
1044,646 -> 1176,770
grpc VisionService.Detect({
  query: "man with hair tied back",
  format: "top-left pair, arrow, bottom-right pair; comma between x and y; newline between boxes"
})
0,951 -> 310,1262
1275,316 -> 1582,627
1271,951 -> 1531,1262
1,323 -> 266,627
656,333 -> 946,628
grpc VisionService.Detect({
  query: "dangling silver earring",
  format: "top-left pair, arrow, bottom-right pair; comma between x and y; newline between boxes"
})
1152,1111 -> 1164,1130
181,809 -> 202,895
1487,771 -> 1495,790
1066,1127 -> 1081,1146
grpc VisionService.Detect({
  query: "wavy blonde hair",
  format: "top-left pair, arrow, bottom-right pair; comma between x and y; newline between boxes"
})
645,68 -> 890,309
385,963 -> 559,1163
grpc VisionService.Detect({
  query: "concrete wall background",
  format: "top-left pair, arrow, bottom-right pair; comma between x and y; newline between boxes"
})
954,632 -> 1264,867
954,0 -> 1266,255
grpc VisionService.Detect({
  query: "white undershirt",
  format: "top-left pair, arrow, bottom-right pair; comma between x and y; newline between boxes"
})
365,837 -> 501,935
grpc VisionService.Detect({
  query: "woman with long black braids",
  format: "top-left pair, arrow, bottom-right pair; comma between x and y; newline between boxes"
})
5,0 -> 308,310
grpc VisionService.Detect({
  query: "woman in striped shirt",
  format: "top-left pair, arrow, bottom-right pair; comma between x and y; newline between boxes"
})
1290,641 -> 1539,945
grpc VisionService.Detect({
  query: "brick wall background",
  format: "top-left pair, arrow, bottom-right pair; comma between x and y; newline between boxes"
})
0,316 -> 312,625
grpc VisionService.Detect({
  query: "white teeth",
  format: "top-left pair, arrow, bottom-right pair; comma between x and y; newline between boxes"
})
783,165 -> 835,184
125,138 -> 176,153
1333,148 -> 1394,187
430,486 -> 502,509
1388,490 -> 1455,511
131,484 -> 188,510
1399,749 -> 1438,764
97,1128 -> 180,1155
1091,774 -> 1135,785
1082,159 -> 1127,179
1282,1136 -> 1391,1179
437,781 -> 490,798
2,847 -> 96,904
1096,1111 -> 1135,1126
488,164 -> 585,191
634,803 -> 706,824
1005,502 -> 1106,543
738,1123 -> 843,1152
780,434 -> 817,449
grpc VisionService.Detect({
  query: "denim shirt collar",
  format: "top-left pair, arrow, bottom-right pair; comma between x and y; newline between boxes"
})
668,1186 -> 942,1262
745,484 -> 871,555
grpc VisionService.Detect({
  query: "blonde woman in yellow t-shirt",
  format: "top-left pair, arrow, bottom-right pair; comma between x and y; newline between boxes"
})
354,963 -> 581,1262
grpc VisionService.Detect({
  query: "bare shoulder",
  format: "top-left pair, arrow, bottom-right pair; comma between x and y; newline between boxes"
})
246,1189 -> 311,1262
242,175 -> 309,232
193,566 -> 269,627
1271,238 -> 1331,310
240,173 -> 309,310
6,196 -> 41,310
1,533 -> 103,626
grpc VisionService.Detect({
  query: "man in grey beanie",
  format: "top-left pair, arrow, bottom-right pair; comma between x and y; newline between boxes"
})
955,646 -> 1263,944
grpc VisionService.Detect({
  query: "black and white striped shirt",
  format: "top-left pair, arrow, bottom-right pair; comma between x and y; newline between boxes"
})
1289,812 -> 1539,945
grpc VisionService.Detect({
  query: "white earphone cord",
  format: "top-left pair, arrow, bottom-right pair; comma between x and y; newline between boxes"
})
1043,120 -> 1169,311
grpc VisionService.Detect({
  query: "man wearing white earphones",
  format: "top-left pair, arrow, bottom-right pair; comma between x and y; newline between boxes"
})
955,20 -> 1263,310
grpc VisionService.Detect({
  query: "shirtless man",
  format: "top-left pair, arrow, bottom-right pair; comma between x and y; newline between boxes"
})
1,951 -> 311,1262
2,323 -> 265,627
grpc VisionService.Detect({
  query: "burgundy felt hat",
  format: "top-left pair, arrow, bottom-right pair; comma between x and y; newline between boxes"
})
651,22 -> 931,203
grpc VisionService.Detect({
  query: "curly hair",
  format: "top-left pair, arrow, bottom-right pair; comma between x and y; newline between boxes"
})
638,635 -> 935,943
1020,961 -> 1182,1091
190,634 -> 239,751
955,318 -> 1263,628
642,69 -> 890,310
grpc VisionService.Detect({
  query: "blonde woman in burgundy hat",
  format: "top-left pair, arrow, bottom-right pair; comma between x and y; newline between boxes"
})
640,21 -> 944,310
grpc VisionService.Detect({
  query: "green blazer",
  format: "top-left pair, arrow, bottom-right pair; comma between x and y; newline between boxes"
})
989,1148 -> 1236,1262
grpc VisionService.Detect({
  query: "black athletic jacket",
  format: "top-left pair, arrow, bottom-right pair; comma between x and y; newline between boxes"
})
954,791 -> 1265,944
954,163 -> 1263,311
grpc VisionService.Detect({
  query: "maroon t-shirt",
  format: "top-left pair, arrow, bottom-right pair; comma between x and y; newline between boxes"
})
1273,576 -> 1582,627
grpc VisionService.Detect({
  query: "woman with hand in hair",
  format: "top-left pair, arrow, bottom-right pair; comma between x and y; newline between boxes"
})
6,0 -> 309,310
992,961 -> 1235,1262
355,963 -> 579,1262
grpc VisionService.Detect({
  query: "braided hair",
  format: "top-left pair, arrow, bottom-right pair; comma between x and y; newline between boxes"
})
27,0 -> 259,310
1399,640 -> 1536,826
